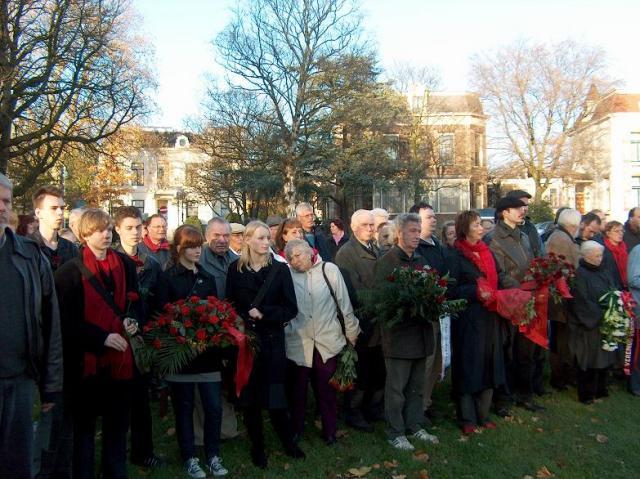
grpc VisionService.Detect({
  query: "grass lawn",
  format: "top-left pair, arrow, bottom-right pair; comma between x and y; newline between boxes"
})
126,378 -> 640,479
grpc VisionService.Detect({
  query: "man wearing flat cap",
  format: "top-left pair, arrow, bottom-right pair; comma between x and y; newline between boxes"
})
488,197 -> 546,414
506,190 -> 545,258
229,223 -> 245,256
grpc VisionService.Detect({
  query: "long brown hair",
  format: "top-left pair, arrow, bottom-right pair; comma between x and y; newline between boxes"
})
275,218 -> 302,252
170,225 -> 204,263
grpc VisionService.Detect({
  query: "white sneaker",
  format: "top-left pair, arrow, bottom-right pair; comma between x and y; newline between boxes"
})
412,428 -> 439,444
388,435 -> 415,451
208,455 -> 229,476
185,457 -> 206,479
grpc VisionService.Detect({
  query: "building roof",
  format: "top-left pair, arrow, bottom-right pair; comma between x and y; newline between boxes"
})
591,91 -> 640,120
424,92 -> 485,116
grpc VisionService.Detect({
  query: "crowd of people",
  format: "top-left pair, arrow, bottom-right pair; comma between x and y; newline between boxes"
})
2,172 -> 640,479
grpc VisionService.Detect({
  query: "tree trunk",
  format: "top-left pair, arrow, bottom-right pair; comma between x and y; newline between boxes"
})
284,159 -> 296,218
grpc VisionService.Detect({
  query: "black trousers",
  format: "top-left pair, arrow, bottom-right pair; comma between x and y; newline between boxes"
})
513,332 -> 545,401
345,344 -> 386,419
73,376 -> 131,479
243,405 -> 294,453
0,376 -> 35,479
577,368 -> 609,403
549,321 -> 574,389
130,373 -> 154,462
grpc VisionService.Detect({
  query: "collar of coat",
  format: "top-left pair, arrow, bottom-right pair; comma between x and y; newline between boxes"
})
556,225 -> 577,244
3,227 -> 37,260
348,235 -> 379,259
495,220 -> 524,241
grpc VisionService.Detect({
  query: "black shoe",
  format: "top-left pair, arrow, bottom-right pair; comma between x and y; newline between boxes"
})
517,401 -> 546,412
550,383 -> 568,392
495,406 -> 512,418
535,388 -> 551,397
345,415 -> 374,432
132,454 -> 167,468
325,435 -> 337,446
595,389 -> 609,399
251,449 -> 268,469
285,444 -> 306,459
580,398 -> 595,405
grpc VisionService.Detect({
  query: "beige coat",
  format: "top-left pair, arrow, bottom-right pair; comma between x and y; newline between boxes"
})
545,225 -> 580,323
285,260 -> 360,367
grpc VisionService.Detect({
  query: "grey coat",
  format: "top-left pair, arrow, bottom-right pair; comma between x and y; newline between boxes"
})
487,221 -> 533,288
374,246 -> 434,360
199,246 -> 238,299
545,226 -> 580,323
335,235 -> 380,344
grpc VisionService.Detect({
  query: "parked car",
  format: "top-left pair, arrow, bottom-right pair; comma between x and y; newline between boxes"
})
536,221 -> 555,238
476,207 -> 496,221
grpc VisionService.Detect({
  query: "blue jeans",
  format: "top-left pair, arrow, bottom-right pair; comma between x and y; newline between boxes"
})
169,381 -> 222,461
0,375 -> 36,479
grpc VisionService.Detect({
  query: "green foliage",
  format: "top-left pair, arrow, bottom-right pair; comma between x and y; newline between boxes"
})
528,200 -> 554,223
182,216 -> 203,230
225,213 -> 242,224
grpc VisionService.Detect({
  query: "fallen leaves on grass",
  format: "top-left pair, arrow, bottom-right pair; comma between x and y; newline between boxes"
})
418,470 -> 430,479
391,475 -> 406,479
336,430 -> 349,438
412,451 -> 429,462
166,427 -> 175,436
536,466 -> 554,477
383,460 -> 399,469
596,434 -> 609,444
457,435 -> 470,442
347,466 -> 372,477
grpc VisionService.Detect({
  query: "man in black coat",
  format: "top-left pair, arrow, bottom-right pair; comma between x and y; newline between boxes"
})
375,213 -> 438,451
409,202 -> 449,423
0,174 -> 63,479
335,210 -> 384,432
114,206 -> 167,469
624,207 -> 640,251
296,202 -> 331,261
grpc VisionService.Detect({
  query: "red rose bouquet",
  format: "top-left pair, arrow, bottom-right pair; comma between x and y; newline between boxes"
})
329,343 -> 358,392
365,265 -> 466,328
142,295 -> 254,396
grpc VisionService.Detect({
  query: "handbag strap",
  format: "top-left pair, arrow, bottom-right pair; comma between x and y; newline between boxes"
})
250,261 -> 279,310
73,257 -> 125,318
321,262 -> 346,337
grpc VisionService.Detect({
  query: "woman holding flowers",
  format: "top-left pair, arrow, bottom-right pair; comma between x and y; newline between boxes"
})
284,240 -> 360,445
163,225 -> 228,478
226,221 -> 304,469
569,241 -> 617,404
450,210 -> 506,434
54,208 -> 141,479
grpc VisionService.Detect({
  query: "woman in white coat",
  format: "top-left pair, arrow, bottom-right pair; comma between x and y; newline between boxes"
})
284,240 -> 360,445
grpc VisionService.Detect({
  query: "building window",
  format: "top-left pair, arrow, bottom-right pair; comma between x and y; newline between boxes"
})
474,133 -> 482,166
186,201 -> 199,218
132,200 -> 144,214
438,134 -> 454,166
633,177 -> 640,206
131,161 -> 144,186
632,133 -> 640,163
157,164 -> 165,181
412,96 -> 423,112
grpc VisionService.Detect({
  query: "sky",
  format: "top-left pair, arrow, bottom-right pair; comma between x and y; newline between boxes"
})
134,0 -> 640,130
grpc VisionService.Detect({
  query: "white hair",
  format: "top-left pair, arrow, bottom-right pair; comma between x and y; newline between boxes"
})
371,208 -> 389,221
394,212 -> 421,232
283,238 -> 312,261
557,209 -> 582,229
0,172 -> 12,191
350,209 -> 373,229
295,202 -> 313,216
580,240 -> 604,256
205,217 -> 231,235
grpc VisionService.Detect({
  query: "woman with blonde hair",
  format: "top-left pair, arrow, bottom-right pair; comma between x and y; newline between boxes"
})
226,221 -> 303,469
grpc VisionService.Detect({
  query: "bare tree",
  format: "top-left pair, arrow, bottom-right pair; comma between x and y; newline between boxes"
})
470,38 -> 613,201
0,0 -> 154,197
215,0 -> 367,215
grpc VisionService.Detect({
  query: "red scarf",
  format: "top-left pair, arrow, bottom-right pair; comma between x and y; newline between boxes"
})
454,238 -> 498,289
143,235 -> 169,253
81,248 -> 133,380
605,239 -> 629,287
